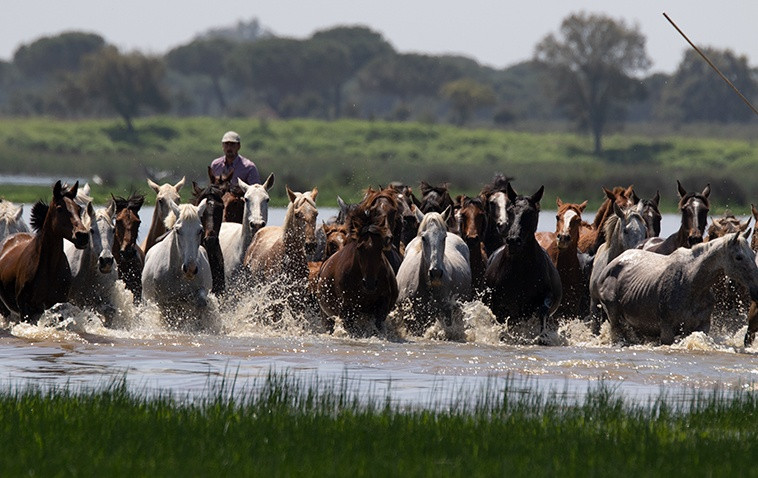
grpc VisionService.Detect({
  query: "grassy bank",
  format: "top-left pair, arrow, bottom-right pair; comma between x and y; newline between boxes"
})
1,373 -> 757,476
0,117 -> 756,211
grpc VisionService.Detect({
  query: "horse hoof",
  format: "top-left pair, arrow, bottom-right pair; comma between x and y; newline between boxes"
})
745,332 -> 755,348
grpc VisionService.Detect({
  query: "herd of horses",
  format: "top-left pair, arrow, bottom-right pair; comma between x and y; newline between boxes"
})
1,169 -> 758,348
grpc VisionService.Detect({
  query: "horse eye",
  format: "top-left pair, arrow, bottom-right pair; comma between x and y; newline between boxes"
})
555,214 -> 560,220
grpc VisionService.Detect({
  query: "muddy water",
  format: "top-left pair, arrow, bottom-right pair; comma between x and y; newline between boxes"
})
1,207 -> 756,405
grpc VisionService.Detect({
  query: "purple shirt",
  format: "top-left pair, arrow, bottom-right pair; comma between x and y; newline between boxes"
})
210,155 -> 261,186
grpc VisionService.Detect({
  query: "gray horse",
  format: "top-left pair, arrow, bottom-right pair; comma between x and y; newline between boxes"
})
597,231 -> 758,345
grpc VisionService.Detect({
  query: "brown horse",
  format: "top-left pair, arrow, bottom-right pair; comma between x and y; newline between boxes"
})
455,195 -> 488,296
111,193 -> 145,304
578,185 -> 636,254
418,181 -> 457,232
543,198 -> 590,319
359,187 -> 403,273
316,198 -> 398,335
483,183 -> 562,344
0,181 -> 89,321
206,166 -> 243,224
479,173 -> 512,256
706,212 -> 750,241
638,181 -> 710,255
191,181 -> 226,295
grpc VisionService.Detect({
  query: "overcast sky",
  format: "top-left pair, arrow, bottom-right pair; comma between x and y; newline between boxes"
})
2,1 -> 757,74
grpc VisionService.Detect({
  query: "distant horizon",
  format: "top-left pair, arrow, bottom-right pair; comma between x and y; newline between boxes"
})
3,1 -> 758,75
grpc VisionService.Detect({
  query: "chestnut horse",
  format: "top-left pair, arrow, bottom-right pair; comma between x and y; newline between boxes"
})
317,198 -> 398,335
0,181 -> 89,321
111,193 -> 145,304
359,187 -> 403,273
637,181 -> 710,255
455,195 -> 488,296
483,184 -> 562,344
191,181 -> 226,295
543,198 -> 590,320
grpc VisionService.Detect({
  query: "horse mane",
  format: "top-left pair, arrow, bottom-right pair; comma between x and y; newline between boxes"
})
419,212 -> 447,232
679,191 -> 710,210
480,173 -> 513,196
164,203 -> 199,230
30,200 -> 49,232
362,187 -> 399,210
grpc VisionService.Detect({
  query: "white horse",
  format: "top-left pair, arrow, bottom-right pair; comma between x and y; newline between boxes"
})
64,199 -> 118,320
141,176 -> 185,255
396,209 -> 471,335
218,173 -> 275,283
587,202 -> 648,332
597,231 -> 758,345
141,199 -> 213,329
0,199 -> 30,244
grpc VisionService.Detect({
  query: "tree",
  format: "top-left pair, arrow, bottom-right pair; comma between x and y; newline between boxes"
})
78,47 -> 170,132
13,31 -> 105,79
659,48 -> 757,123
440,78 -> 496,125
358,53 -> 464,101
534,12 -> 651,154
166,38 -> 236,112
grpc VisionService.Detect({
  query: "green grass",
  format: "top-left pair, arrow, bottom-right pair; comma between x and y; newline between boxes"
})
1,372 -> 757,476
0,116 -> 757,211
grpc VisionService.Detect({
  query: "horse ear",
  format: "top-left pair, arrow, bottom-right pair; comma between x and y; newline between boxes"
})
442,205 -> 451,223
741,217 -> 752,232
168,199 -> 181,219
286,185 -> 296,203
702,183 -> 711,198
413,205 -> 424,224
14,205 -> 23,221
147,178 -> 160,193
197,198 -> 208,217
676,180 -> 686,198
631,189 -> 640,204
263,173 -> 275,190
653,191 -> 660,206
86,201 -> 95,218
192,181 -> 202,195
311,187 -> 319,200
53,180 -> 63,198
578,200 -> 588,212
174,176 -> 186,192
238,178 -> 250,191
602,186 -> 615,201
106,199 -> 117,220
207,166 -> 216,184
531,185 -> 544,204
612,201 -> 624,219
752,204 -> 758,220
506,182 -> 517,202
337,196 -> 347,211
743,228 -> 752,240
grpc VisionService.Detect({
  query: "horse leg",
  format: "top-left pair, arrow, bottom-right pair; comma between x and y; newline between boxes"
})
745,301 -> 758,347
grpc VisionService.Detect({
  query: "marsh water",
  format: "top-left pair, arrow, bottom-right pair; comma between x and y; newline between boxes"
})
2,205 -> 757,405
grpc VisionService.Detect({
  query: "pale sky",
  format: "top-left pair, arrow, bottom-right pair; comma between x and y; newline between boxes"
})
2,1 -> 757,74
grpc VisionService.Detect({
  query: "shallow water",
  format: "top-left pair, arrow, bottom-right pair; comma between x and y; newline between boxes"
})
2,206 -> 756,406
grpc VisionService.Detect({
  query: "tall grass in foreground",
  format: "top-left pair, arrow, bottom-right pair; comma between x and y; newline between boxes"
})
1,372 -> 757,477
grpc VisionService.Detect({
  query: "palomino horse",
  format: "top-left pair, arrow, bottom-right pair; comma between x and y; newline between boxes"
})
316,198 -> 398,335
455,195 -> 487,296
597,231 -> 758,345
543,198 -> 591,320
141,176 -> 185,255
191,181 -> 226,295
218,173 -> 275,283
480,173 -> 512,257
64,199 -> 118,320
483,184 -> 562,344
578,185 -> 636,254
244,185 -> 318,291
396,209 -> 471,335
0,199 -> 30,243
111,193 -> 145,304
587,202 -> 648,332
141,199 -> 213,329
0,181 -> 89,321
637,181 -> 710,255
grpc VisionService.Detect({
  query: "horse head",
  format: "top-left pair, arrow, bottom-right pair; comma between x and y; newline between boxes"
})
94,203 -> 116,274
323,222 -> 348,259
166,199 -> 206,280
349,203 -> 393,291
555,198 -> 587,250
191,181 -> 225,248
637,191 -> 662,238
706,212 -> 751,241
361,187 -> 399,251
40,180 -> 89,250
286,184 -> 319,256
677,180 -> 710,246
112,193 -> 144,261
240,173 -> 275,237
148,176 -> 184,219
504,183 -> 543,250
605,202 -> 648,253
418,210 -> 449,286
457,195 -> 487,246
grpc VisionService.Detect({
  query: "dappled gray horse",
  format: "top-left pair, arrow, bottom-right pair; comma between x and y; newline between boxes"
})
597,231 -> 758,345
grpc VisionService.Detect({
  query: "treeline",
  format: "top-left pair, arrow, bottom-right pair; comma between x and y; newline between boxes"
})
0,14 -> 756,140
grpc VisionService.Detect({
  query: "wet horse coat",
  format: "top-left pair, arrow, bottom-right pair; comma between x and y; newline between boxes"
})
141,177 -> 185,255
0,199 -> 30,244
0,181 -> 89,321
111,193 -> 145,304
191,181 -> 226,295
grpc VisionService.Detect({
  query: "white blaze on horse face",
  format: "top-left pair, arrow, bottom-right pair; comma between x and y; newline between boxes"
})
559,209 -> 579,238
489,192 -> 508,232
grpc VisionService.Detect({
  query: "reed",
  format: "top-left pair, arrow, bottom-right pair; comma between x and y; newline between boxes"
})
0,372 -> 756,476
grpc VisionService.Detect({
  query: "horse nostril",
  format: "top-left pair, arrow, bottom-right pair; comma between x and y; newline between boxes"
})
429,268 -> 443,281
689,236 -> 703,245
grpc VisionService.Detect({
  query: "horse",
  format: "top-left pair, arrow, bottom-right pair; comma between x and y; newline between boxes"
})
543,198 -> 591,320
483,183 -> 562,344
578,185 -> 636,254
218,173 -> 275,284
244,185 -> 318,291
455,195 -> 488,296
0,199 -> 30,244
206,166 -> 243,224
141,176 -> 185,255
191,181 -> 226,295
637,181 -> 710,255
316,198 -> 398,335
0,181 -> 89,321
597,231 -> 758,345
358,187 -> 403,273
587,202 -> 648,332
64,198 -> 118,321
141,199 -> 213,329
479,173 -> 512,257
635,190 -> 662,238
396,209 -> 471,336
705,212 -> 750,241
111,193 -> 145,304
418,181 -> 457,232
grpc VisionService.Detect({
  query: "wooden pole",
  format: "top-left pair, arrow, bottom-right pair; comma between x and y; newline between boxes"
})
663,12 -> 758,117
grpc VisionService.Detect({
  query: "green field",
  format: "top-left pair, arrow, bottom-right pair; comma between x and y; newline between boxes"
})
0,117 -> 756,212
1,373 -> 756,476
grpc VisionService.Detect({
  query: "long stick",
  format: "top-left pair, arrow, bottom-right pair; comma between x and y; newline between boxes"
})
663,12 -> 758,117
